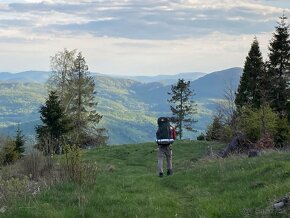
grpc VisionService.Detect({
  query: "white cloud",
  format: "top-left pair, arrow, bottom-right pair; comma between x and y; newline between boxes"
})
0,0 -> 288,74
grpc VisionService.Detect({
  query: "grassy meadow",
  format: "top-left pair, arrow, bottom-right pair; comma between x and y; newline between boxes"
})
2,140 -> 290,217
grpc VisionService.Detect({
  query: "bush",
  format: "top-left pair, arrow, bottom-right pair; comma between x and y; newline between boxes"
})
0,138 -> 19,165
62,144 -> 98,184
237,105 -> 278,142
197,133 -> 205,141
275,118 -> 290,147
206,116 -> 222,141
206,115 -> 234,142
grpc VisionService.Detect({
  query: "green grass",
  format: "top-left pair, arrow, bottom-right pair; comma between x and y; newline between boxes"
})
3,141 -> 290,217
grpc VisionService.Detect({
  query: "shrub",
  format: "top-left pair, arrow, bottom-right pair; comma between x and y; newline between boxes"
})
196,133 -> 205,141
206,115 -> 234,142
274,118 -> 290,147
62,144 -> 97,184
0,138 -> 19,165
0,176 -> 30,204
237,105 -> 278,142
206,115 -> 223,141
20,151 -> 48,180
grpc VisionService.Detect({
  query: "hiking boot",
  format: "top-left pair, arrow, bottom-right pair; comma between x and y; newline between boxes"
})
159,172 -> 163,177
167,169 -> 172,176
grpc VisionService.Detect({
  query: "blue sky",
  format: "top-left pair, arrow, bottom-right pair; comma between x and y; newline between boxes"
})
0,0 -> 289,75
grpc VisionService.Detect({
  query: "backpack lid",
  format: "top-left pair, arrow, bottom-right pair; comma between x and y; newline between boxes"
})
157,117 -> 169,126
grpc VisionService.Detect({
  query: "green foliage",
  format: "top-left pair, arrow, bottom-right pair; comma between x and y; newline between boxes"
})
67,52 -> 104,147
237,105 -> 279,142
36,90 -> 71,155
63,144 -> 81,183
206,113 -> 234,142
235,37 -> 265,109
14,125 -> 25,156
196,132 -> 205,140
0,138 -> 19,165
266,15 -> 290,118
206,115 -> 223,141
49,49 -> 105,147
0,126 -> 26,166
168,79 -> 198,139
275,118 -> 290,146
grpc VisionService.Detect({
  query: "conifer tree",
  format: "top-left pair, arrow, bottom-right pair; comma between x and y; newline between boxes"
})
235,37 -> 265,109
48,50 -> 107,147
67,52 -> 103,147
168,79 -> 197,140
14,124 -> 25,157
266,14 -> 290,119
36,91 -> 71,154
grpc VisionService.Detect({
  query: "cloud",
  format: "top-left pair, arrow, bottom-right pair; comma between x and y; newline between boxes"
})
0,0 -> 287,41
0,0 -> 288,74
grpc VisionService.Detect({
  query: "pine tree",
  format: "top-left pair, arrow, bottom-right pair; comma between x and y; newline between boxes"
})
266,14 -> 290,119
14,124 -> 25,157
235,37 -> 265,109
35,91 -> 71,154
168,79 -> 198,140
67,52 -> 103,147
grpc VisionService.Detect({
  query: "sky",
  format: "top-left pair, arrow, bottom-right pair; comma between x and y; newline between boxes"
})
0,0 -> 289,76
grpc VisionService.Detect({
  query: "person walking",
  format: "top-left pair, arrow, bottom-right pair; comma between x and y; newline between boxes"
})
156,117 -> 176,177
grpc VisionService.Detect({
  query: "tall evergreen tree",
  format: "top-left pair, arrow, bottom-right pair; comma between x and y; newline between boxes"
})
266,14 -> 290,118
14,124 -> 25,157
36,91 -> 71,154
67,52 -> 103,147
168,79 -> 197,140
235,37 -> 265,109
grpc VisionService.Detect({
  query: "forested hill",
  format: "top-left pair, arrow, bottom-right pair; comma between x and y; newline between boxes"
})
0,67 -> 242,145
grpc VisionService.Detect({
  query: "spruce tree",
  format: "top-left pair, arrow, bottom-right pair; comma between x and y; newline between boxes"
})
235,37 -> 264,109
14,124 -> 25,157
48,50 -> 107,147
36,91 -> 71,154
267,14 -> 290,118
168,79 -> 197,140
67,52 -> 103,147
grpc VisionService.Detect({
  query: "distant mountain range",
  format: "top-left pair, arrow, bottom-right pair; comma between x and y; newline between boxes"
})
0,67 -> 243,145
116,72 -> 206,85
0,71 -> 50,83
0,71 -> 206,85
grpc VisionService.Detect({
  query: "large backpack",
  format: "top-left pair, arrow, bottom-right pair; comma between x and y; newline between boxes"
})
156,117 -> 174,144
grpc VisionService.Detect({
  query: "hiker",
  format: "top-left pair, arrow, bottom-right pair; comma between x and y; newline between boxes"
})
156,117 -> 176,177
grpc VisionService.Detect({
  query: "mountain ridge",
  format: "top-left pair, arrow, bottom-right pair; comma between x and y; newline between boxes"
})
0,67 -> 243,145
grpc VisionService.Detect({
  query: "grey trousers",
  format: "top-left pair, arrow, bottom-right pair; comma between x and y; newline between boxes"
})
157,144 -> 172,173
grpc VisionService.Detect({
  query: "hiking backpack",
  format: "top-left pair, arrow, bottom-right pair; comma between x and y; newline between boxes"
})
156,117 -> 174,144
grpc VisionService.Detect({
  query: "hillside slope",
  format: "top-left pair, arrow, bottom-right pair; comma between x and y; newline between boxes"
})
4,141 -> 290,217
0,68 -> 242,144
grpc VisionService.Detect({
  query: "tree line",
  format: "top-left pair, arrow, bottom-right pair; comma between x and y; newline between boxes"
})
206,15 -> 290,148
